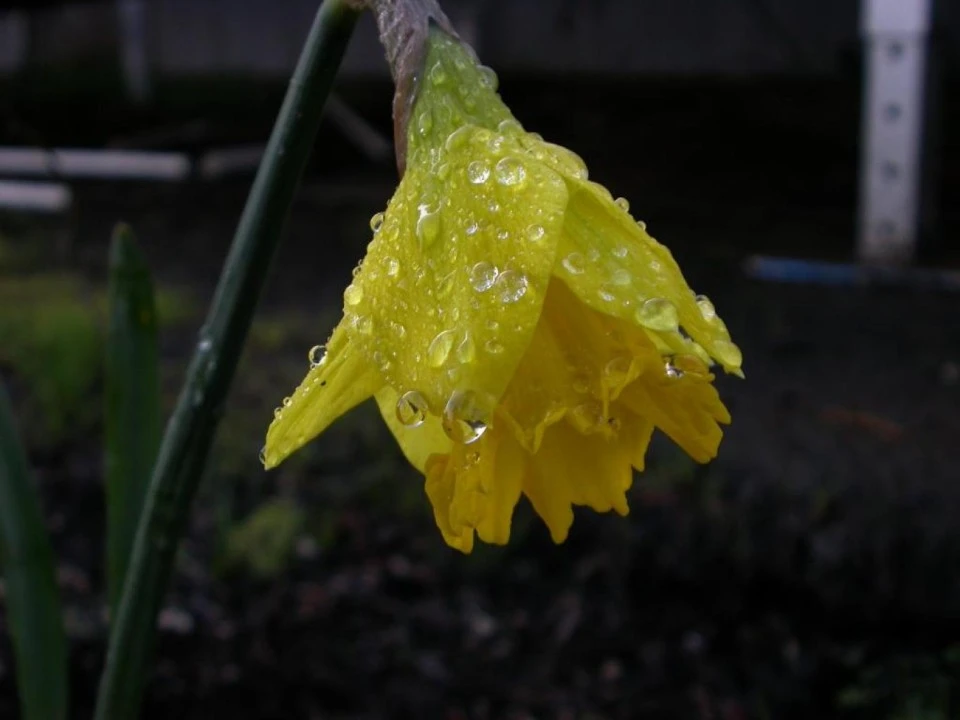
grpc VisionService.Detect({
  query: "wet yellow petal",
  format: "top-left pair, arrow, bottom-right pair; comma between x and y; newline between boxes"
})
374,385 -> 451,472
263,323 -> 381,469
555,179 -> 743,374
343,125 -> 568,425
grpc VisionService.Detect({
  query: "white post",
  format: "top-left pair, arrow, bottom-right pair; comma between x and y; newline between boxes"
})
857,0 -> 932,263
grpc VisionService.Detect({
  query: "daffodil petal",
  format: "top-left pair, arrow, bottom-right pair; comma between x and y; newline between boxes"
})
374,385 -> 451,472
344,125 -> 568,420
263,323 -> 380,469
555,179 -> 743,374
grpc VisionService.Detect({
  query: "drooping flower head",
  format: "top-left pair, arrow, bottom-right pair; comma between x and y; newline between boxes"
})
263,1 -> 743,553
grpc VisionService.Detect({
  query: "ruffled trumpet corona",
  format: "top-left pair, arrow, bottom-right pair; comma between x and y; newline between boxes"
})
263,4 -> 743,553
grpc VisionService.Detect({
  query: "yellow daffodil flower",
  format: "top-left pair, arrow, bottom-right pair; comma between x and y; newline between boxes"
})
263,25 -> 742,553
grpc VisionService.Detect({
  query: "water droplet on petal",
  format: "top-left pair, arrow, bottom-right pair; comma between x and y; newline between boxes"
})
343,283 -> 363,307
442,390 -> 490,444
429,61 -> 448,86
562,252 -> 586,275
571,402 -> 604,432
456,332 -> 476,364
416,205 -> 441,248
604,356 -> 631,387
615,197 -> 630,212
384,256 -> 400,277
495,157 -> 526,187
526,224 -> 545,243
479,65 -> 499,89
665,360 -> 683,379
355,315 -> 374,335
417,108 -> 433,136
396,390 -> 428,427
467,160 -> 490,184
484,339 -> 504,354
428,330 -> 456,367
611,268 -> 632,286
282,396 -> 292,408
696,294 -> 717,321
598,287 -> 615,303
469,261 -> 499,292
445,125 -> 472,151
635,298 -> 679,332
613,245 -> 629,259
308,345 -> 325,366
494,270 -> 528,303
369,212 -> 384,232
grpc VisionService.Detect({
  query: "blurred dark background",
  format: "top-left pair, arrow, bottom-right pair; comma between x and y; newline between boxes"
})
1,1 -> 959,718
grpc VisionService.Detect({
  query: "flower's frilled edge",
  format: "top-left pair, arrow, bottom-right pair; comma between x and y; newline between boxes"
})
263,322 -> 382,469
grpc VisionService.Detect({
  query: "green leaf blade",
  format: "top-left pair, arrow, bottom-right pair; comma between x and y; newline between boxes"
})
105,223 -> 161,611
0,382 -> 68,720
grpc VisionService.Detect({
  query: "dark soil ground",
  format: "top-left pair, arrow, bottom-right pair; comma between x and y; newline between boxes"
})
0,71 -> 959,719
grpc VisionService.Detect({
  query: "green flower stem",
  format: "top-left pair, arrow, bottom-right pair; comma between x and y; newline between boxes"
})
0,383 -> 68,720
92,2 -> 360,718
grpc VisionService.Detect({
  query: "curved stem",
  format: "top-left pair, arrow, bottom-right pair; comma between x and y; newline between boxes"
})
92,2 -> 360,718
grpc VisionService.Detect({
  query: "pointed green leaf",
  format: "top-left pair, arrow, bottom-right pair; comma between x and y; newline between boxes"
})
105,223 -> 161,611
0,382 -> 68,720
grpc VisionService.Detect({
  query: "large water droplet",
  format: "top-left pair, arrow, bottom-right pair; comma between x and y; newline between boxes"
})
369,212 -> 384,232
615,197 -> 630,212
562,252 -> 586,275
396,390 -> 428,427
442,390 -> 490,444
416,205 -> 441,248
495,157 -> 527,187
494,270 -> 528,303
343,284 -> 363,307
467,160 -> 490,184
428,330 -> 456,367
635,298 -> 679,332
664,360 -> 683,379
469,261 -> 499,292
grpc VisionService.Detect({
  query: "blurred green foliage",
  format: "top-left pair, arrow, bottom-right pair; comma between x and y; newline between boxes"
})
221,498 -> 305,579
0,270 -> 195,441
